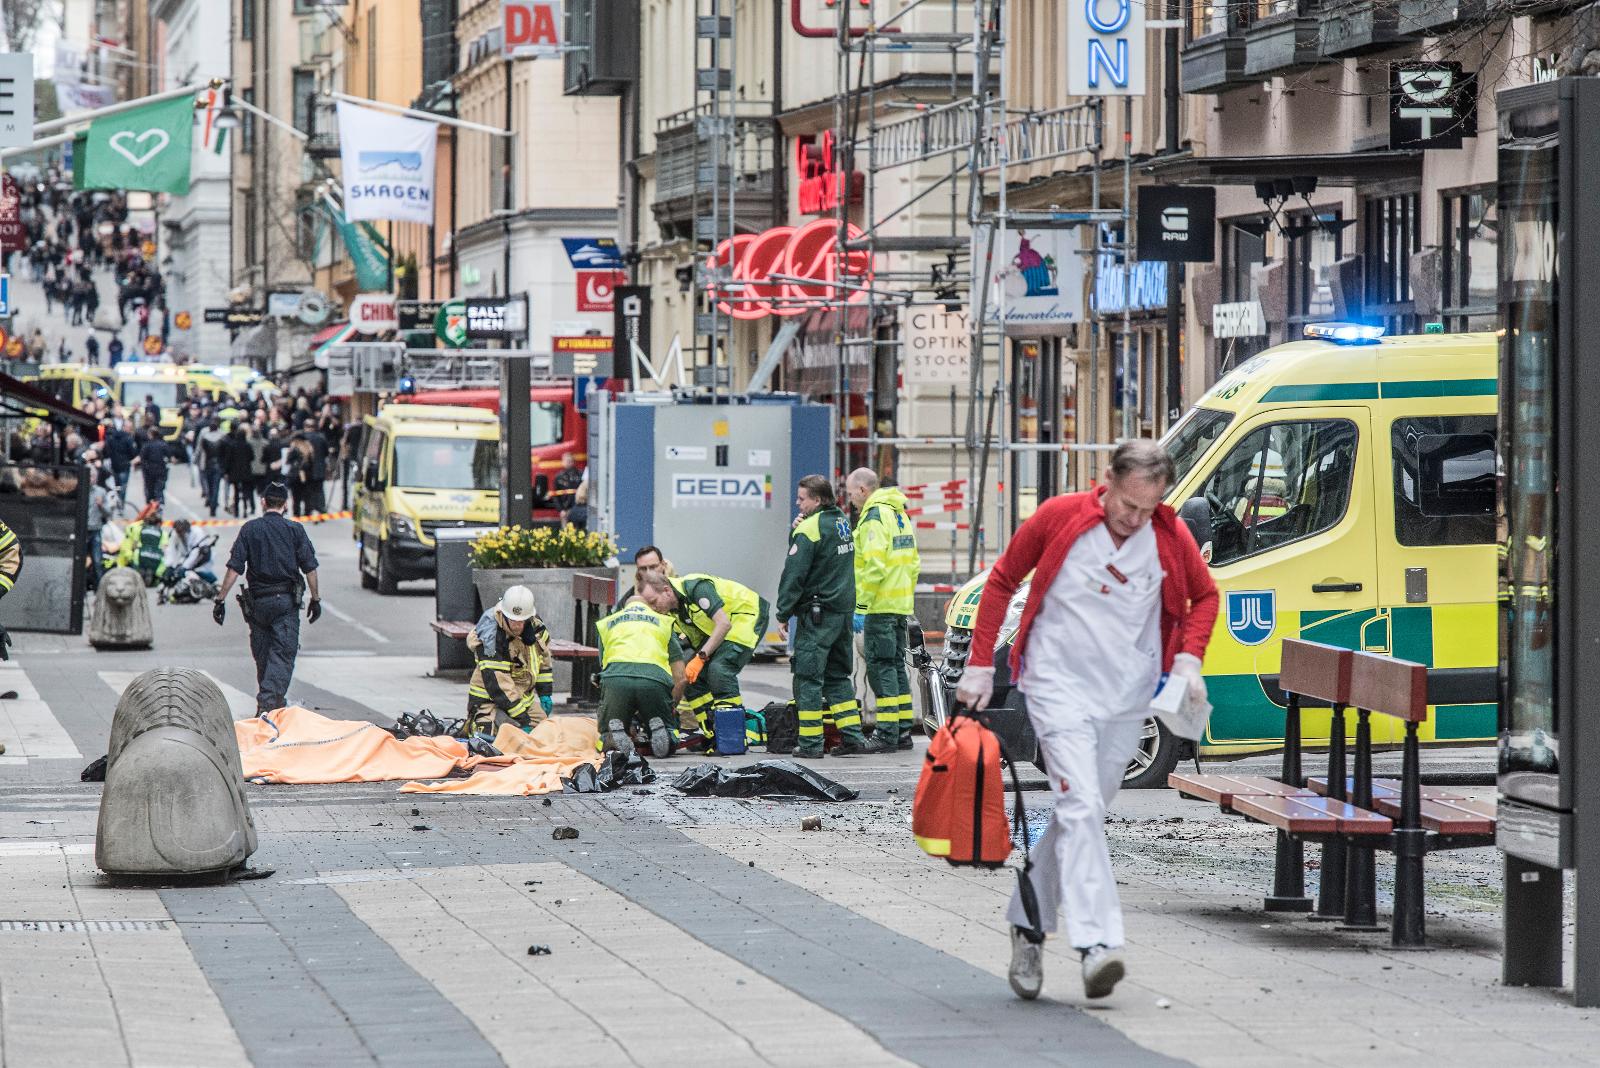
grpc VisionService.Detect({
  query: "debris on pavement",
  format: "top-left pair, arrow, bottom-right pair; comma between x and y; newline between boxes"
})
801,816 -> 823,831
527,945 -> 551,956
412,824 -> 430,831
552,826 -> 580,840
563,751 -> 655,793
80,755 -> 108,782
670,760 -> 860,802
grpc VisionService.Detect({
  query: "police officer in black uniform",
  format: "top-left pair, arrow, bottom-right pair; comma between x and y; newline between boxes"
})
212,481 -> 322,714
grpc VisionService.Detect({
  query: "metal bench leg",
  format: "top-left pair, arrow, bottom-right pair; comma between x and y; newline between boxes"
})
1339,707 -> 1382,932
1391,720 -> 1426,948
1313,703 -> 1348,921
1266,694 -> 1312,912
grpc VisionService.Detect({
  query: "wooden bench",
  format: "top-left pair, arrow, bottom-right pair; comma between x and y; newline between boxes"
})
428,621 -> 601,705
1172,638 -> 1497,948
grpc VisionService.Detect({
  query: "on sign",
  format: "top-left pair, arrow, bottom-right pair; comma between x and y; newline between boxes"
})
708,219 -> 873,320
350,293 -> 399,334
503,0 -> 562,58
1067,0 -> 1145,96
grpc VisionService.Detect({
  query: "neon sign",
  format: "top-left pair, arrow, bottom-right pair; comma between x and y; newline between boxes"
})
1066,0 -> 1144,96
795,131 -> 865,216
708,219 -> 874,320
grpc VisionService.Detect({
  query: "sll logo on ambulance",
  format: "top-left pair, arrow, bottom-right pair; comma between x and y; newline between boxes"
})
1225,590 -> 1276,647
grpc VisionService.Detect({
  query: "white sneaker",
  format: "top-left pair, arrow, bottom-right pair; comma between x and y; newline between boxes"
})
1008,926 -> 1043,1000
1080,944 -> 1125,1000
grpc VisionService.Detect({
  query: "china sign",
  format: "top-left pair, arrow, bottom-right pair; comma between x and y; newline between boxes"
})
708,219 -> 873,320
794,131 -> 864,216
349,293 -> 399,334
503,0 -> 562,58
1067,0 -> 1145,96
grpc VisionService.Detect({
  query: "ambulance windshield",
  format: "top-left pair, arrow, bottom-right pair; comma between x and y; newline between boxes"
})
1164,407 -> 1233,488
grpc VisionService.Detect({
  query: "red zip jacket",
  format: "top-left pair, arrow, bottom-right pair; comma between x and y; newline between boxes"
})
967,486 -> 1219,678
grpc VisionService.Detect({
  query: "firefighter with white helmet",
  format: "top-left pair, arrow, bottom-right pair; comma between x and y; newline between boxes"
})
466,584 -> 555,734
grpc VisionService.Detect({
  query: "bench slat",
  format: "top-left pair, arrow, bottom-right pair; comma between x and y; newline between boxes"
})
1372,796 -> 1496,836
1280,639 -> 1355,707
1234,794 -> 1393,834
1169,773 -> 1313,809
1306,776 -> 1466,801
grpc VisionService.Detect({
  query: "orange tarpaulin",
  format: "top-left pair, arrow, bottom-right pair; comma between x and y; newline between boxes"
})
237,707 -> 471,784
400,718 -> 601,795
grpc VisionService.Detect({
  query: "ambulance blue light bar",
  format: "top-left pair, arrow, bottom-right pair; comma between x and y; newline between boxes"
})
1304,322 -> 1386,345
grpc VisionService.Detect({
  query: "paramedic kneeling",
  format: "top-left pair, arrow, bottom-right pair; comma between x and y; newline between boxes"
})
955,439 -> 1218,1001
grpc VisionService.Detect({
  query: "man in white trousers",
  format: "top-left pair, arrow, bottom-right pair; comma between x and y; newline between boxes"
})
956,439 -> 1218,1000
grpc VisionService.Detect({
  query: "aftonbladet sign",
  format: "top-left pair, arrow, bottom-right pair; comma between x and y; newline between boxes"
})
794,131 -> 864,216
707,219 -> 874,320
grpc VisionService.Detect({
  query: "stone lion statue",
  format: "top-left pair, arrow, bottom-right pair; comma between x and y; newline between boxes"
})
90,566 -> 153,649
96,667 -> 257,876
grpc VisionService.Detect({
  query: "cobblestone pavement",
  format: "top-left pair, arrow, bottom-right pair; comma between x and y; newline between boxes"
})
0,480 -> 1592,1067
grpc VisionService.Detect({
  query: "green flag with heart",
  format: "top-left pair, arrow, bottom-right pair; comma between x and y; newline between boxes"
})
80,95 -> 194,194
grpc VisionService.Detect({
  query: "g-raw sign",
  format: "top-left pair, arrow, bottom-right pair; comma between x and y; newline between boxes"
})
672,473 -> 773,509
1067,0 -> 1144,96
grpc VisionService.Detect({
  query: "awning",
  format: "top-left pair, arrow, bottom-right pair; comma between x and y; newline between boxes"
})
0,371 -> 98,429
310,321 -> 357,368
230,320 -> 278,363
1142,149 -> 1423,187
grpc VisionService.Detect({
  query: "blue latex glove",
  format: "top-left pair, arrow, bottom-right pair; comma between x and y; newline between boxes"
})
539,695 -> 553,715
853,612 -> 865,633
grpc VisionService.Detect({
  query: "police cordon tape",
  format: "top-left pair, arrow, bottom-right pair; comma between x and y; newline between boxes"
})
161,511 -> 354,529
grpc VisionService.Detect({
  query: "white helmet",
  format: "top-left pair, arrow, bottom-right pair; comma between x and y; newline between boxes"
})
496,585 -> 538,622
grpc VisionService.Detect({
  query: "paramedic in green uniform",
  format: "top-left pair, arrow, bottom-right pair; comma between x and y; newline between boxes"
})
847,467 -> 921,751
777,474 -> 883,758
595,596 -> 688,758
638,569 -> 769,741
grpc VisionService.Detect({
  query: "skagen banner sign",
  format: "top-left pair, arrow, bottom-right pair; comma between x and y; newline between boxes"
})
1067,0 -> 1145,96
1136,186 -> 1216,262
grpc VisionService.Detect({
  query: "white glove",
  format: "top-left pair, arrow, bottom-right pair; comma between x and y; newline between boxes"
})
1170,652 -> 1207,707
955,666 -> 995,712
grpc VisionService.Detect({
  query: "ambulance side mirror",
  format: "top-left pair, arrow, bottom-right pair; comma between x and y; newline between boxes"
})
1178,496 -> 1212,553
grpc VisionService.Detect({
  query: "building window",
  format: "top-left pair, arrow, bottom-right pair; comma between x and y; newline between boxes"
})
1286,207 -> 1342,327
1363,191 -> 1420,334
366,9 -> 378,99
1219,215 -> 1270,368
292,70 -> 316,135
240,0 -> 254,41
1441,189 -> 1497,332
1189,0 -> 1244,38
239,87 -> 255,153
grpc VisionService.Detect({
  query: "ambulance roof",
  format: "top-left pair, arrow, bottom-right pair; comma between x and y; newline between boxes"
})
1197,331 -> 1497,416
374,403 -> 499,429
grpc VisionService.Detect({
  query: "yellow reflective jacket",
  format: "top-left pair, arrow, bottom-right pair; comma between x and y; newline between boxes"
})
853,487 -> 919,615
0,520 -> 20,594
669,573 -> 764,650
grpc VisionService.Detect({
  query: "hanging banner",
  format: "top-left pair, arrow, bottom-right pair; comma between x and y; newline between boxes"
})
985,227 -> 1087,333
336,101 -> 439,225
79,94 -> 194,194
322,201 -> 391,291
1066,0 -> 1145,96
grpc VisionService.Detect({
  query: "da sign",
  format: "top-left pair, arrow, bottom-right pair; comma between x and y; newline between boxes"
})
1067,0 -> 1145,96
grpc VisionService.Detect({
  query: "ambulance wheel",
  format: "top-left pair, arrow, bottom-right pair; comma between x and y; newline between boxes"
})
1122,717 -> 1179,790
376,541 -> 399,595
358,536 -> 377,590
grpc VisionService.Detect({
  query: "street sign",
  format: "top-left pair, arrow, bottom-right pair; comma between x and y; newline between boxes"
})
204,307 -> 266,328
174,310 -> 192,330
435,300 -> 469,348
0,274 -> 11,318
612,285 -> 649,387
561,237 -> 624,269
551,342 -> 615,378
572,375 -> 608,413
0,56 -> 35,150
503,0 -> 562,58
349,292 -> 399,334
1136,186 -> 1217,262
398,298 -> 446,331
463,296 -> 528,340
1391,62 -> 1477,150
575,269 -> 626,312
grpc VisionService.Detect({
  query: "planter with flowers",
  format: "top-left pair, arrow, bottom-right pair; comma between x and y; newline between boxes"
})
468,525 -> 620,690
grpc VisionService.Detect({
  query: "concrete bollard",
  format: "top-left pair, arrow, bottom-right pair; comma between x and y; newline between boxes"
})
95,668 -> 257,876
89,566 -> 154,649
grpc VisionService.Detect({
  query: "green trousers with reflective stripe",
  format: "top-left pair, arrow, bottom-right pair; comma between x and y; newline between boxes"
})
793,609 -> 867,754
599,675 -> 675,738
682,640 -> 755,736
863,614 -> 910,747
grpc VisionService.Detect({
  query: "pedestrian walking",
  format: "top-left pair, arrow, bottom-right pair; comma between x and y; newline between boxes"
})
776,474 -> 882,757
85,469 -> 114,591
105,420 -> 137,511
197,419 -> 227,517
132,428 -> 168,507
212,482 -> 321,715
956,439 -> 1218,1002
846,468 -> 920,751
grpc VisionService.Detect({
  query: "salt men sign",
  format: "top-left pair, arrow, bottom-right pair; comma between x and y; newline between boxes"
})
1067,0 -> 1145,96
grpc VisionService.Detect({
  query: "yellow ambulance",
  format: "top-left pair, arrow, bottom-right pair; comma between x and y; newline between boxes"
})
929,324 -> 1497,785
112,362 -> 191,440
352,404 -> 501,594
28,363 -> 111,410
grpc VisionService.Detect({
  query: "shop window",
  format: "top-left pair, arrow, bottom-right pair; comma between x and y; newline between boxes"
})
1197,418 -> 1358,567
1391,415 -> 1495,547
1363,192 -> 1420,334
1219,216 -> 1270,368
1441,189 -> 1497,332
1286,208 -> 1342,328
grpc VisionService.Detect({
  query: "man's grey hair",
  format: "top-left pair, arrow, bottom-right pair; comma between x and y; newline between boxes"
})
637,570 -> 673,594
846,467 -> 880,492
1109,438 -> 1176,486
